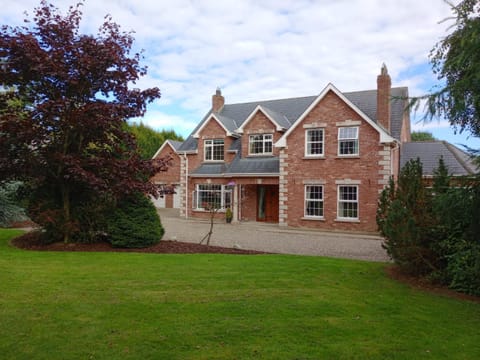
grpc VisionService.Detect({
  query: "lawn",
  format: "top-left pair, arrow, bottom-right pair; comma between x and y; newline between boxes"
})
0,229 -> 479,359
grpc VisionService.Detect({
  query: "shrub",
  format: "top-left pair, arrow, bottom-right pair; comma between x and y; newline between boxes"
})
446,240 -> 480,296
378,159 -> 438,275
0,182 -> 27,227
378,156 -> 480,296
432,185 -> 480,295
106,193 -> 164,248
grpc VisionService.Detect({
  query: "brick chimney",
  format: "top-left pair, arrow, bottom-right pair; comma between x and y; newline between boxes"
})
377,63 -> 391,132
212,88 -> 224,113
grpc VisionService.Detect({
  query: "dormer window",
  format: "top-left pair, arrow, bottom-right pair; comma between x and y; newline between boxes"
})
204,139 -> 224,161
249,134 -> 273,155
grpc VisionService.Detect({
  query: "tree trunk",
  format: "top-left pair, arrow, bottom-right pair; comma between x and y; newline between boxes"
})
61,184 -> 71,244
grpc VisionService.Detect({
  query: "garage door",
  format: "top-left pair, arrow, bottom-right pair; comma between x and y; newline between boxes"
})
173,190 -> 181,208
151,195 -> 166,208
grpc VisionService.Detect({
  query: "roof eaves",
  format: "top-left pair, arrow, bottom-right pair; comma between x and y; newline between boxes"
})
151,140 -> 177,160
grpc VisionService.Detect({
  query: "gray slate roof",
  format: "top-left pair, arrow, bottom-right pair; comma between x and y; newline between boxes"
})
190,163 -> 228,176
168,140 -> 183,151
400,141 -> 478,176
226,156 -> 279,175
178,87 -> 408,153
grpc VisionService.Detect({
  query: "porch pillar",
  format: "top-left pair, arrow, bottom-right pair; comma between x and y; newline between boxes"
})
233,184 -> 239,223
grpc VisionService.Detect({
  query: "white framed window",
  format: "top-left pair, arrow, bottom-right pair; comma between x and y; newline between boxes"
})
204,139 -> 224,161
305,129 -> 324,156
249,134 -> 273,155
193,184 -> 232,210
304,185 -> 324,218
338,127 -> 359,156
337,185 -> 358,219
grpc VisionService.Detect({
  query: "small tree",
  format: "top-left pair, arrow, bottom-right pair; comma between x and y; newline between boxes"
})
199,202 -> 221,246
0,1 -> 169,242
378,159 -> 437,275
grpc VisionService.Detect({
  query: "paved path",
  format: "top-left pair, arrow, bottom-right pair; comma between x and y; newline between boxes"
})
158,209 -> 390,262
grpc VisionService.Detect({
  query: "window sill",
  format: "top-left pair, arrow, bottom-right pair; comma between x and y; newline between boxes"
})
193,209 -> 226,213
303,156 -> 325,160
335,217 -> 360,223
202,160 -> 225,163
335,155 -> 360,159
247,154 -> 274,157
301,216 -> 325,221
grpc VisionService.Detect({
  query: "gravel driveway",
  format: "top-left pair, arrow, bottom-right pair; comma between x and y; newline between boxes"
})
158,209 -> 390,262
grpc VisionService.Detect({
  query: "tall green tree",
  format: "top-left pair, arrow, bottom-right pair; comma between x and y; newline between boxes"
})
411,131 -> 437,142
412,0 -> 480,137
127,122 -> 183,160
0,1 -> 168,242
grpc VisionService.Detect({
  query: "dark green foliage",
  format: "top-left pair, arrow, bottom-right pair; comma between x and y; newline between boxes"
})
127,122 -> 183,160
432,185 -> 480,295
432,156 -> 450,195
378,156 -> 480,295
411,131 -> 437,142
446,240 -> 480,296
106,193 -> 164,248
379,159 -> 437,275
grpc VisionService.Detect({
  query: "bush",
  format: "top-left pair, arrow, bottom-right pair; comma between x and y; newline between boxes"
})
432,186 -> 480,295
378,159 -> 438,275
446,240 -> 480,296
0,182 -> 27,227
378,156 -> 480,296
106,193 -> 164,248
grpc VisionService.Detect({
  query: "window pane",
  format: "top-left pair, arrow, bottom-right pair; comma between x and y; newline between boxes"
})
339,140 -> 358,155
205,139 -> 224,160
305,185 -> 323,217
339,127 -> 358,139
265,141 -> 273,153
338,186 -> 358,218
306,129 -> 324,155
249,134 -> 273,154
339,186 -> 357,201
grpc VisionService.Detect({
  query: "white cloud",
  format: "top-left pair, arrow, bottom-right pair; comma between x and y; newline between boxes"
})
411,120 -> 451,132
131,110 -> 197,134
4,0 -> 472,144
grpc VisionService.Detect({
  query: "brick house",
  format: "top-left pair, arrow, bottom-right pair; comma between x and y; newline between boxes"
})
171,64 -> 414,232
159,65 -> 414,232
151,139 -> 183,208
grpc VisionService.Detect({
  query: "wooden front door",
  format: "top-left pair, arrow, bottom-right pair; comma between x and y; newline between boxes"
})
257,185 -> 279,223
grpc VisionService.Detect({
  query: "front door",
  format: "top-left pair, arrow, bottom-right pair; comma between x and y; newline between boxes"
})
257,185 -> 279,223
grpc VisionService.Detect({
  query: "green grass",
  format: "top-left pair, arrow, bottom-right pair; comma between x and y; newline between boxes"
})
0,229 -> 479,359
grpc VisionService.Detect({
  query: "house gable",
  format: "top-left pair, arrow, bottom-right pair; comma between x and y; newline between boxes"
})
193,114 -> 234,138
151,140 -> 182,185
236,105 -> 286,133
276,83 -> 396,148
152,140 -> 178,160
239,109 -> 284,158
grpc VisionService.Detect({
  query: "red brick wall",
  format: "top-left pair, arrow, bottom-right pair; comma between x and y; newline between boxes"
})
241,111 -> 283,158
151,143 -> 181,186
284,90 -> 384,232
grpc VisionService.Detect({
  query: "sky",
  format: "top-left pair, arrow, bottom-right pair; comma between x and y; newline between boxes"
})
2,0 -> 479,149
